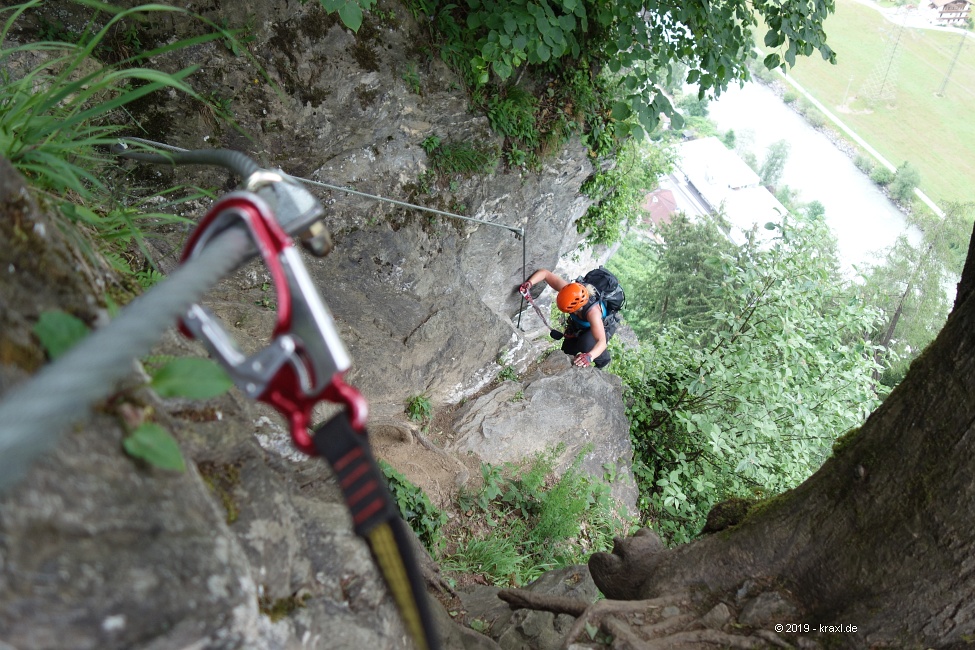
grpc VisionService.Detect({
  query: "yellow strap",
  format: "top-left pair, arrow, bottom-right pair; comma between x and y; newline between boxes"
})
367,523 -> 430,650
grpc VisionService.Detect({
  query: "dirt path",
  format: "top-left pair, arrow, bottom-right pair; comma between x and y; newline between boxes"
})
369,402 -> 482,511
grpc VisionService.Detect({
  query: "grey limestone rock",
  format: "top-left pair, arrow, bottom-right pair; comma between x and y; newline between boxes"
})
448,355 -> 639,516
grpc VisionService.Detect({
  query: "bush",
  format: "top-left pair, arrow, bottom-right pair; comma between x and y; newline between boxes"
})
577,140 -> 673,246
783,90 -> 799,104
677,94 -> 709,118
871,166 -> 895,186
611,216 -> 886,543
805,200 -> 826,220
0,4 -> 230,274
721,129 -> 736,149
405,394 -> 433,427
486,87 -> 539,148
889,162 -> 921,203
804,108 -> 826,128
854,154 -> 875,174
380,460 -> 447,553
0,5 -> 215,208
442,450 -> 632,586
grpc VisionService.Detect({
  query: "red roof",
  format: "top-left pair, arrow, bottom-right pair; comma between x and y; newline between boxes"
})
641,189 -> 678,227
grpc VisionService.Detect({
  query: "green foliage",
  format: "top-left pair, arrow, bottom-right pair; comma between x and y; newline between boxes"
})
854,153 -> 875,174
505,143 -> 528,168
0,3 -> 206,204
805,200 -> 826,220
871,166 -> 895,186
33,314 -> 196,472
60,200 -> 193,273
421,135 -> 441,153
380,459 -> 448,553
608,214 -> 737,339
611,216 -> 887,542
758,140 -> 790,189
419,133 -> 498,191
444,449 -> 631,586
676,94 -> 709,118
33,309 -> 90,360
1,3 -> 226,283
889,161 -> 921,204
31,311 -> 225,473
218,15 -> 256,56
855,202 -> 974,386
803,107 -> 826,128
411,0 -> 835,140
122,423 -> 186,471
774,185 -> 800,213
403,62 -> 422,94
148,357 -> 233,400
720,129 -> 736,149
486,87 -> 539,151
739,148 -> 758,173
578,140 -> 673,246
497,363 -> 518,382
427,140 -> 499,177
314,0 -> 376,32
405,393 -> 434,426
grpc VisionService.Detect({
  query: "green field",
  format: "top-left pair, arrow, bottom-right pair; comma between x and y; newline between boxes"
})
782,0 -> 975,206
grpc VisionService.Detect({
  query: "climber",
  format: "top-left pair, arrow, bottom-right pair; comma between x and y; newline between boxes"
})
518,267 -> 625,369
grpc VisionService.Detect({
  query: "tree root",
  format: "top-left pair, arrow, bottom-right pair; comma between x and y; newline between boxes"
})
559,594 -> 689,650
497,589 -> 590,617
496,589 -> 792,650
499,579 -> 801,649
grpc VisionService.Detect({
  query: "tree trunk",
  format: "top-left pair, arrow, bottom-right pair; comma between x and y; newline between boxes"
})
587,224 -> 975,647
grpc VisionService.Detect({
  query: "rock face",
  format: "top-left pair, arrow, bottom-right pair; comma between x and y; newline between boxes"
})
0,157 -> 421,648
83,0 -> 604,408
448,354 -> 639,515
0,2 -> 629,649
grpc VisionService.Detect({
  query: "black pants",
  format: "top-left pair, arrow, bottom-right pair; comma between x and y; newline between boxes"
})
561,329 -> 611,368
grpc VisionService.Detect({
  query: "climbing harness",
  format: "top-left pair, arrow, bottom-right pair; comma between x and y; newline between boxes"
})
0,142 -> 442,650
519,286 -> 564,340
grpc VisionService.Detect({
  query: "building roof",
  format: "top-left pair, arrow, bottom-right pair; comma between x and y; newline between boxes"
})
675,136 -> 788,245
678,136 -> 762,203
641,189 -> 679,227
931,0 -> 969,9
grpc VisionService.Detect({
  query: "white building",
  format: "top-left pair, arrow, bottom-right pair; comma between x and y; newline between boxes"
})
673,136 -> 789,244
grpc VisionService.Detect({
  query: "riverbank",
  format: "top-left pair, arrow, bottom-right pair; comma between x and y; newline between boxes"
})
778,0 -> 975,206
707,79 -> 922,274
754,62 -> 945,220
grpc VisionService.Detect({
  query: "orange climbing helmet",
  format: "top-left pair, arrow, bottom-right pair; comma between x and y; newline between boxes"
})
556,282 -> 590,313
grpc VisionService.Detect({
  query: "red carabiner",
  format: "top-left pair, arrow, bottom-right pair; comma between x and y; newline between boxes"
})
179,192 -> 367,455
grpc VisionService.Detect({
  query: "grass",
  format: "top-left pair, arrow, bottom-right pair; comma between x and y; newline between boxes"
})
0,2 -> 234,270
439,449 -> 633,587
780,0 -> 975,205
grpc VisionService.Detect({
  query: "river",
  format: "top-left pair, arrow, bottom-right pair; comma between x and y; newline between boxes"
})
706,81 -> 920,275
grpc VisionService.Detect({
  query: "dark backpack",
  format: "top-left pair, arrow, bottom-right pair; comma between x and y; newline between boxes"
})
581,267 -> 625,314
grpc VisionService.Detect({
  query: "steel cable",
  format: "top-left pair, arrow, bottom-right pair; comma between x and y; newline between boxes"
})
0,228 -> 250,491
0,137 -> 533,490
119,136 -> 524,237
112,137 -> 261,178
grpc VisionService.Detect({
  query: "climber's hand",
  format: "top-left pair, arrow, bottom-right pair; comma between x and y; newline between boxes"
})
573,353 -> 592,367
518,281 -> 532,295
